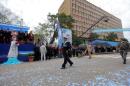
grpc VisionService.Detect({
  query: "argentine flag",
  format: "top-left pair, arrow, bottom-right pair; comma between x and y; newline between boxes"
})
58,28 -> 63,48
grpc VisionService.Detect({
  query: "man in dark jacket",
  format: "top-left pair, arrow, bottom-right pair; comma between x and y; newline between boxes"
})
61,37 -> 73,69
119,38 -> 129,64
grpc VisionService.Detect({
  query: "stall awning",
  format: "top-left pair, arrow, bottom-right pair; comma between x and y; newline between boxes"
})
0,24 -> 29,32
92,39 -> 120,46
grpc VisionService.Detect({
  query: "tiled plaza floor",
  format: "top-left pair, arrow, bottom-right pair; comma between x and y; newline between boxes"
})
0,53 -> 130,86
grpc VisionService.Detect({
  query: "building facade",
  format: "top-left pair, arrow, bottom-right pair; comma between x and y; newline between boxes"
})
58,0 -> 123,39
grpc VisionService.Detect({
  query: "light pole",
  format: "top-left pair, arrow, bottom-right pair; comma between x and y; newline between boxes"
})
79,15 -> 109,38
80,15 -> 109,57
20,18 -> 23,27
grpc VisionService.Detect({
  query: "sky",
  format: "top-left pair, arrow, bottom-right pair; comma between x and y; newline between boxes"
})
87,0 -> 130,41
0,0 -> 63,28
0,0 -> 130,41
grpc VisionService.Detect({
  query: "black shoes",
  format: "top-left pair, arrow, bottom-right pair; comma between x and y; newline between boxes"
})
70,63 -> 73,66
60,67 -> 65,69
123,59 -> 126,64
61,63 -> 74,69
123,61 -> 126,64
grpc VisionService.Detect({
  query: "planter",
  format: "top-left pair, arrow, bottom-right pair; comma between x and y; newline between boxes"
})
28,56 -> 34,62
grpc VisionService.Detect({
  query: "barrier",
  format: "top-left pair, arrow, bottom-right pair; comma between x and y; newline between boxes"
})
0,43 -> 35,64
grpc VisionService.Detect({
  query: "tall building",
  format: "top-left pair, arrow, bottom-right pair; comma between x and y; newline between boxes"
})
58,0 -> 123,39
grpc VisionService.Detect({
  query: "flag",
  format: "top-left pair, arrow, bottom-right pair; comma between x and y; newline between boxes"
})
58,28 -> 63,48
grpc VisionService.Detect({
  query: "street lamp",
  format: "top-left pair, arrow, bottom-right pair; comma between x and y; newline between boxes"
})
80,15 -> 109,57
79,15 -> 109,38
20,18 -> 23,27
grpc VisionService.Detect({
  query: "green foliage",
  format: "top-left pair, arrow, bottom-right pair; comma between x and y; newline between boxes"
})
72,38 -> 85,46
34,23 -> 50,35
48,13 -> 74,29
0,12 -> 11,24
28,53 -> 34,56
57,13 -> 75,29
91,33 -> 100,39
72,30 -> 86,46
104,32 -> 118,41
48,13 -> 74,44
34,21 -> 53,44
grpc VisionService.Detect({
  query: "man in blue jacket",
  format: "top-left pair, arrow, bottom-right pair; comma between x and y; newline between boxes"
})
61,37 -> 73,69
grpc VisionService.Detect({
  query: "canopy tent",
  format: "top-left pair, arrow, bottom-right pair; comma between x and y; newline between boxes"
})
0,24 -> 29,32
92,39 -> 120,47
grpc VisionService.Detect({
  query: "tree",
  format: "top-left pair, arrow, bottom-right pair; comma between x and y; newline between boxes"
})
91,33 -> 100,39
34,22 -> 53,44
48,13 -> 75,29
105,32 -> 118,41
34,23 -> 49,35
48,13 -> 75,44
57,13 -> 74,29
0,12 -> 11,24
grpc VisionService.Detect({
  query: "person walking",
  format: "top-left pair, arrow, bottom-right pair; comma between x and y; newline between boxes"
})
83,40 -> 93,58
40,43 -> 47,61
119,38 -> 129,64
61,37 -> 73,69
86,41 -> 92,59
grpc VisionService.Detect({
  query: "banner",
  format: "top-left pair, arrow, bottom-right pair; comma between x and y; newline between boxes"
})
58,28 -> 63,48
58,28 -> 72,48
62,28 -> 72,43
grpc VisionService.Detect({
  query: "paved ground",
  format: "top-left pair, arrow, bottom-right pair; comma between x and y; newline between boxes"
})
0,53 -> 130,86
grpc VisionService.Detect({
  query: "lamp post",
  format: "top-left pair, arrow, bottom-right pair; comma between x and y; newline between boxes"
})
79,16 -> 109,39
80,15 -> 109,57
20,18 -> 23,27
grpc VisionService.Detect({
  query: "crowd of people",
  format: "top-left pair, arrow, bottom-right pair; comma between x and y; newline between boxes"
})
1,29 -> 130,66
0,30 -> 34,44
0,30 -> 11,43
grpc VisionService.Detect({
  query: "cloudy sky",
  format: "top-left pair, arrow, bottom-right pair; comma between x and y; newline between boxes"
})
0,0 -> 63,28
87,0 -> 130,41
0,0 -> 130,40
